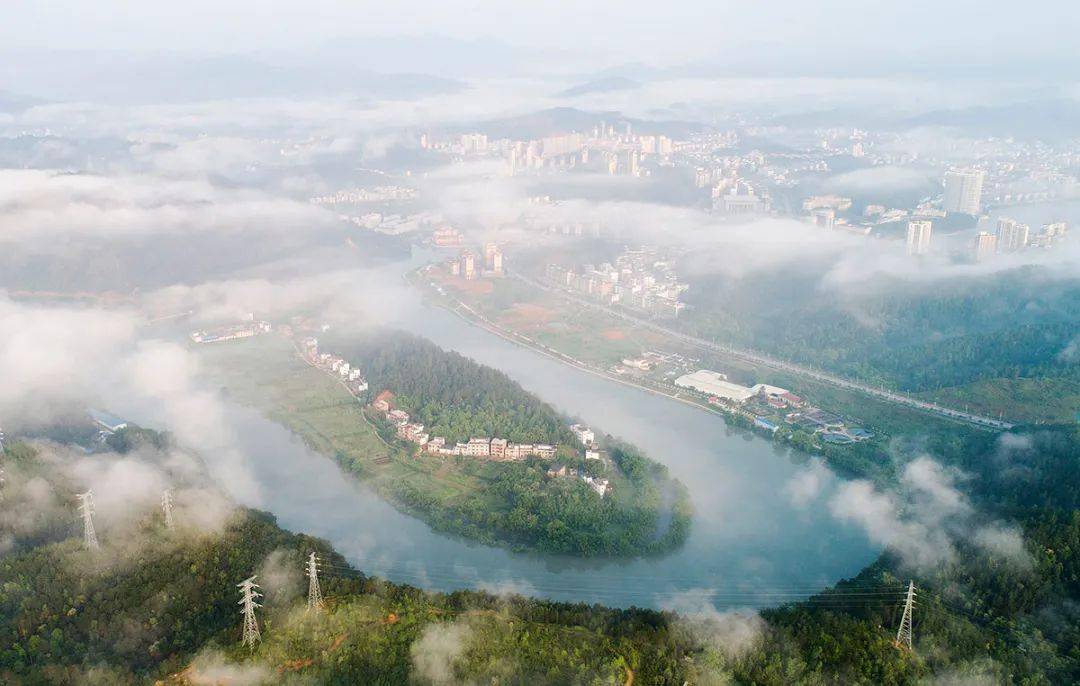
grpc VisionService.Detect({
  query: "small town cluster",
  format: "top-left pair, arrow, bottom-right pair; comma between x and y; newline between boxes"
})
544,245 -> 688,318
190,320 -> 272,344
309,185 -> 418,205
300,338 -> 370,394
674,369 -> 872,445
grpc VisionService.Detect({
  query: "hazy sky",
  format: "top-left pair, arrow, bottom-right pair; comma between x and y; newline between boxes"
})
3,0 -> 1077,70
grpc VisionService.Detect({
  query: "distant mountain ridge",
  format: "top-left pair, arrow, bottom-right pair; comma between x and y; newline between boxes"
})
556,77 -> 641,97
0,48 -> 464,104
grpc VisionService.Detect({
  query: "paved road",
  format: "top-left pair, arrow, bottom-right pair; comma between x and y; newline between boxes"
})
511,271 -> 1015,431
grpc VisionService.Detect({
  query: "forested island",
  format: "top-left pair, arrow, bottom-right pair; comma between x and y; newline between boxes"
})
2,422 -> 1078,684
198,329 -> 691,557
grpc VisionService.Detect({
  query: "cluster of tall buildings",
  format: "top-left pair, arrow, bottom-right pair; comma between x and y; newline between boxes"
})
449,243 -> 503,279
972,219 -> 1069,261
504,121 -> 674,176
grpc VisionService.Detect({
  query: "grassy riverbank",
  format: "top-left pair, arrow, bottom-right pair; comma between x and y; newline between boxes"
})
197,333 -> 690,557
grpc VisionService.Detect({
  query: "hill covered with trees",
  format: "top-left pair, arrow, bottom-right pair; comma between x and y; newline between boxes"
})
2,422 -> 1079,684
680,264 -> 1080,422
328,330 -> 579,446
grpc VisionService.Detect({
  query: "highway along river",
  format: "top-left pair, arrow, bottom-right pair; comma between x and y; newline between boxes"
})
198,257 -> 880,610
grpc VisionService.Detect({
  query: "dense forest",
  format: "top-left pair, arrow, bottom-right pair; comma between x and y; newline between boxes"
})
680,263 -> 1080,397
3,421 -> 1078,684
330,330 -> 578,446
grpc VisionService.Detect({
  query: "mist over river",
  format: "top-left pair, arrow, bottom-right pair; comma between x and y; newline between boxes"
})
145,255 -> 881,610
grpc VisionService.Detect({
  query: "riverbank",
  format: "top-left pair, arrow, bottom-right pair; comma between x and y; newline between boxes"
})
195,332 -> 691,558
407,265 -> 968,485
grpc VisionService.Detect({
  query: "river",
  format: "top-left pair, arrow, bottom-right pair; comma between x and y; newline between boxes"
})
176,255 -> 881,610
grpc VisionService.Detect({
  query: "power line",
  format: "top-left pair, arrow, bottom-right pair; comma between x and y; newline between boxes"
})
315,563 -> 906,596
313,560 -> 908,591
317,566 -> 907,607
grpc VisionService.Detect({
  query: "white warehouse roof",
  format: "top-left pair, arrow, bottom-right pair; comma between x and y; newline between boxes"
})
674,370 -> 788,402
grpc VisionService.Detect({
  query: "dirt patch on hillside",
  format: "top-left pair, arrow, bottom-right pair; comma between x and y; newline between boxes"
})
600,328 -> 627,341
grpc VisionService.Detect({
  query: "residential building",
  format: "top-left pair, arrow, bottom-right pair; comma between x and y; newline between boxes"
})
943,169 -> 985,215
906,220 -> 933,255
996,218 -> 1030,252
461,251 -> 477,280
462,438 -> 491,457
973,231 -> 997,261
570,424 -> 595,446
534,444 -> 557,459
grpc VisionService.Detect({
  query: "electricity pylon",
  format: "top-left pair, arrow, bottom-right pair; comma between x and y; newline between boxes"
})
76,491 -> 99,550
894,580 -> 916,651
161,490 -> 175,529
306,552 -> 324,612
238,576 -> 262,650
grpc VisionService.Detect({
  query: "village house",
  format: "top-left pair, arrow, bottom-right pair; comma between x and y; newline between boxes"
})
397,423 -> 429,446
462,438 -> 491,457
583,475 -> 610,497
570,424 -> 595,446
505,443 -> 531,460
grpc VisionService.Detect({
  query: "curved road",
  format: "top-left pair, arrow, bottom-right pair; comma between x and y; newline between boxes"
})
511,271 -> 1015,431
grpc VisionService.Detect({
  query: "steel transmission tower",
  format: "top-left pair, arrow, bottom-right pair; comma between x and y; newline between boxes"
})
76,491 -> 99,549
306,552 -> 324,611
894,580 -> 916,650
161,490 -> 175,529
238,576 -> 263,650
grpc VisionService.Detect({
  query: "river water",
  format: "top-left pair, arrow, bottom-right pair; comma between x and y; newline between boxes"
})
187,255 -> 880,610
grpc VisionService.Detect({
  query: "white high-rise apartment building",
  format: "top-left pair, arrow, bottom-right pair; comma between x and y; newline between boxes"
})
906,220 -> 933,255
943,169 -> 985,215
996,217 -> 1030,252
972,231 -> 997,261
